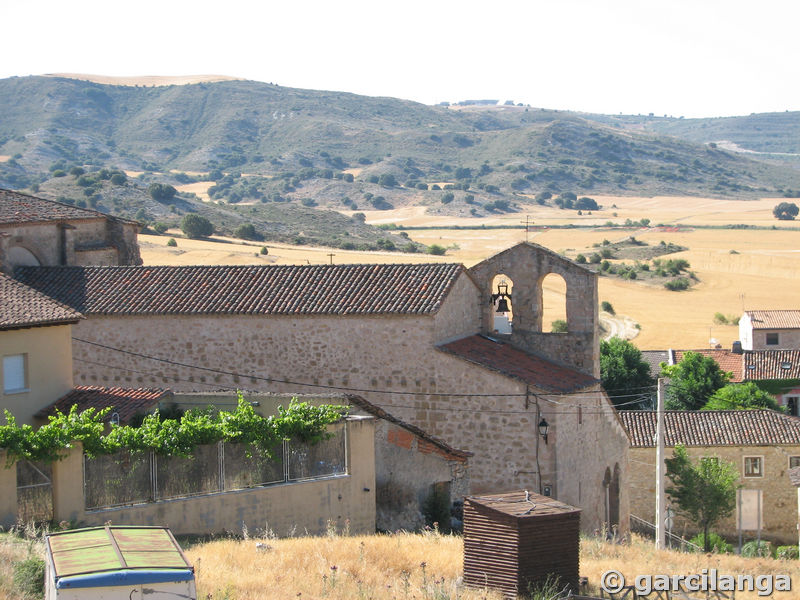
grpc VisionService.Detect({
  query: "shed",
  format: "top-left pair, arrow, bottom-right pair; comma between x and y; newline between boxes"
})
463,490 -> 580,598
44,525 -> 195,599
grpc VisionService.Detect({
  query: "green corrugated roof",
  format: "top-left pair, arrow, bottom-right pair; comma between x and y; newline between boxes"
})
47,526 -> 191,578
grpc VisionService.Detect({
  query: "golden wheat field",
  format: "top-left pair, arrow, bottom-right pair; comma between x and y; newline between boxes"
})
140,194 -> 800,350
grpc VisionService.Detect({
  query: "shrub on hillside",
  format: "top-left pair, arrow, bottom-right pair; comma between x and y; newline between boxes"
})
180,214 -> 213,239
234,223 -> 258,240
427,244 -> 446,255
664,277 -> 690,291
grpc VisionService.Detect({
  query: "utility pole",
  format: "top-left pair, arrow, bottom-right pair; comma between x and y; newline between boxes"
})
327,253 -> 335,265
655,377 -> 666,550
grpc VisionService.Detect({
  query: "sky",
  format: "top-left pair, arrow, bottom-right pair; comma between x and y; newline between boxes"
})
3,0 -> 798,118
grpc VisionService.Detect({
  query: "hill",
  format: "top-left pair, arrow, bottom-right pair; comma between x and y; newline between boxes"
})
2,75 -> 800,240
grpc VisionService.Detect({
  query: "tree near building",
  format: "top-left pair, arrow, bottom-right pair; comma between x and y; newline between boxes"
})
600,337 -> 656,409
180,214 -> 213,239
661,351 -> 730,410
665,444 -> 738,552
773,202 -> 799,221
702,382 -> 781,411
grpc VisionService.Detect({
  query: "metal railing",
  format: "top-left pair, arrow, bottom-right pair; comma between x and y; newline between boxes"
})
630,515 -> 702,552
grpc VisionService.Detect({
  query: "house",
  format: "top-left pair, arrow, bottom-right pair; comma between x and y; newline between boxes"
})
15,242 -> 631,533
740,310 -> 800,351
621,409 -> 800,544
0,188 -> 141,273
0,273 -> 82,425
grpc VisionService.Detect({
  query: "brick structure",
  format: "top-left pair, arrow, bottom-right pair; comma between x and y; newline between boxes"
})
0,189 -> 141,273
621,409 -> 800,544
15,243 -> 630,533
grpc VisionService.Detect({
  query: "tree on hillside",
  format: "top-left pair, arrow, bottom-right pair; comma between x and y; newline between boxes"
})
661,351 -> 731,410
148,183 -> 177,204
180,214 -> 213,239
702,382 -> 781,411
773,202 -> 799,220
666,444 -> 738,552
600,337 -> 656,409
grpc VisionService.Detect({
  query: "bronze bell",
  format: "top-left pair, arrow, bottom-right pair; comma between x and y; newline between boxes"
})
496,297 -> 510,313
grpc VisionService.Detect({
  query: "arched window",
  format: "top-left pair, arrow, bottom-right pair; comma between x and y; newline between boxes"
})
541,272 -> 567,333
7,246 -> 40,268
491,273 -> 513,334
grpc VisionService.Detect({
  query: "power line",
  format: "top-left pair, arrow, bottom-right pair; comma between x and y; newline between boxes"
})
72,352 -> 650,414
74,336 -> 656,400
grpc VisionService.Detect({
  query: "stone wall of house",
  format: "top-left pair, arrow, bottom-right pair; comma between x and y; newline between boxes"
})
0,218 -> 140,273
469,243 -> 599,377
629,445 -> 800,545
433,271 -> 481,343
554,385 -> 630,535
70,309 -> 625,532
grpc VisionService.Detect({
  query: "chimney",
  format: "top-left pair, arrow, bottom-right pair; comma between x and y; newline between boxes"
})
732,340 -> 743,354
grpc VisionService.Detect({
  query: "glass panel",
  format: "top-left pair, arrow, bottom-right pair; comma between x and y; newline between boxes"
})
223,443 -> 284,490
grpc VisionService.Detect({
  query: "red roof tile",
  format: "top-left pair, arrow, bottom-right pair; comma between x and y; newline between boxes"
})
745,310 -> 800,330
619,409 -> 800,447
674,349 -> 744,382
743,350 -> 800,380
15,263 -> 464,315
38,386 -> 171,424
0,188 -> 112,225
438,334 -> 598,393
0,274 -> 83,330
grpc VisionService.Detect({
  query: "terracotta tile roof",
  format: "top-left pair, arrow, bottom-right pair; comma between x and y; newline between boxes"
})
0,188 -> 110,225
619,409 -> 800,447
37,386 -> 172,424
743,350 -> 800,380
745,310 -> 800,330
15,263 -> 465,315
438,334 -> 598,393
345,394 -> 471,461
674,349 -> 744,382
0,273 -> 83,330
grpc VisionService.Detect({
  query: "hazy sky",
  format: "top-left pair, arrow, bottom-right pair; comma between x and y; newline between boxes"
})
3,0 -> 798,118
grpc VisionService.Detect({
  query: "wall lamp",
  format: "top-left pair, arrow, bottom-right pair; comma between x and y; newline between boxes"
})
538,418 -> 549,444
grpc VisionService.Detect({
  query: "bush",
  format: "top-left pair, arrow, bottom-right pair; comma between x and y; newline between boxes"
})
13,557 -> 45,598
167,238 -> 177,247
601,301 -> 615,314
260,246 -> 269,255
664,277 -> 690,291
180,214 -> 213,239
575,254 -> 587,264
378,173 -> 397,187
234,223 -> 258,240
148,183 -> 177,203
152,222 -> 169,234
110,173 -> 127,185
689,532 -> 732,554
776,545 -> 799,560
551,319 -> 568,333
741,540 -> 773,558
427,244 -> 446,255
441,192 -> 454,204
589,253 -> 602,264
422,486 -> 451,533
713,312 -> 728,325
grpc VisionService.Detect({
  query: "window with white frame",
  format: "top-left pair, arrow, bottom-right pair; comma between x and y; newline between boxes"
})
2,354 -> 28,393
743,456 -> 763,477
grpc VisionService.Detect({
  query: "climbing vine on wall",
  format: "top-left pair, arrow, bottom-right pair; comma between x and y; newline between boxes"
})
0,393 -> 347,465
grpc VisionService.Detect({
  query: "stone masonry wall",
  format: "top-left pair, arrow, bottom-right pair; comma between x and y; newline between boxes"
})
629,445 -> 800,545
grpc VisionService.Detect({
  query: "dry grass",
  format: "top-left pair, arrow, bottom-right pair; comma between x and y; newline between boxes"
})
2,528 -> 798,599
183,531 -> 800,599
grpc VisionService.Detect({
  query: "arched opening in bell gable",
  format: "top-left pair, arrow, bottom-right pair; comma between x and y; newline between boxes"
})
490,273 -> 514,334
540,272 -> 567,333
